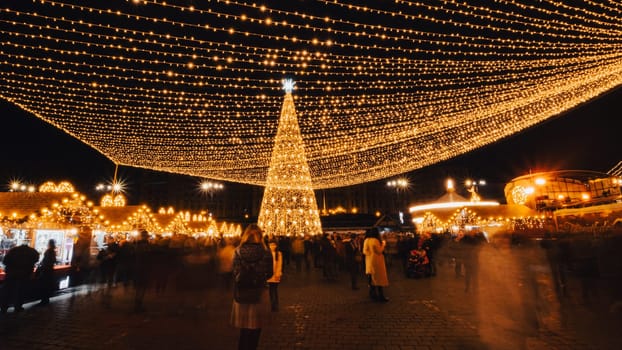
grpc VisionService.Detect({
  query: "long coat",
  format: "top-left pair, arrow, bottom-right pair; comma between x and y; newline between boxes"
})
230,243 -> 273,329
363,238 -> 389,287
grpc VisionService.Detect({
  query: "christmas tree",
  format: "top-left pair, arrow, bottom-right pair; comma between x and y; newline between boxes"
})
257,80 -> 323,237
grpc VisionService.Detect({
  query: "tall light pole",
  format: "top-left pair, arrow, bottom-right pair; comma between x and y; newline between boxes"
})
465,178 -> 486,202
200,180 -> 224,217
387,178 -> 409,220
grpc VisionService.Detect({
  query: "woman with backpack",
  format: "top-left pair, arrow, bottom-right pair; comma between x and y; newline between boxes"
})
231,224 -> 273,350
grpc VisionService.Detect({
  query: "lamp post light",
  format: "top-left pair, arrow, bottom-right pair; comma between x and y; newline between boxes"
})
8,181 -> 35,192
200,180 -> 224,217
387,177 -> 409,217
465,178 -> 486,201
10,181 -> 20,192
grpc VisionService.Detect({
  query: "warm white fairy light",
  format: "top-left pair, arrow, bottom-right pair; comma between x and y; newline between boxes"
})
1,1 -> 621,188
39,181 -> 75,193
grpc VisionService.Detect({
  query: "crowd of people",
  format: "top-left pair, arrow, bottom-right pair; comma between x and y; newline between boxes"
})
0,226 -> 491,316
0,225 -> 563,350
3,223 -> 620,349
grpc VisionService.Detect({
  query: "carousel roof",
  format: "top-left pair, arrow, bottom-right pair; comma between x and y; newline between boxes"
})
419,204 -> 538,223
433,191 -> 469,204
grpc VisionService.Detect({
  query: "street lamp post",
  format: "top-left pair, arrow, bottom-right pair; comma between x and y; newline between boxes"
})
465,178 -> 486,201
387,178 -> 409,219
200,180 -> 224,216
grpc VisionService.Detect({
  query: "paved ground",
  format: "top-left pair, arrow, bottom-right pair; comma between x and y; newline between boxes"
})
1,245 -> 622,349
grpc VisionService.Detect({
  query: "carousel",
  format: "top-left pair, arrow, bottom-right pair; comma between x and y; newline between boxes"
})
409,179 -> 545,239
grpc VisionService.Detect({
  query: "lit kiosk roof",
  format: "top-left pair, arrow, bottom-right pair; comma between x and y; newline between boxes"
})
409,179 -> 500,214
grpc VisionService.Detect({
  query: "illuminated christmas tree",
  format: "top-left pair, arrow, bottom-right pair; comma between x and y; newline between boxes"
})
257,80 -> 323,237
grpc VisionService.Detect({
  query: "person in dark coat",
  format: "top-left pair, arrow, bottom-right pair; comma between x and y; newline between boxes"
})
230,224 -> 273,350
133,230 -> 153,312
320,234 -> 337,280
344,234 -> 362,290
37,239 -> 57,306
70,225 -> 93,286
461,231 -> 486,292
1,244 -> 40,313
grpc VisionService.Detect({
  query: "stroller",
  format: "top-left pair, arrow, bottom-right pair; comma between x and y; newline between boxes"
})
406,248 -> 431,278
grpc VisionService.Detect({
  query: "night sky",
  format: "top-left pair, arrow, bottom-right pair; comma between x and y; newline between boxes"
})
1,84 -> 620,203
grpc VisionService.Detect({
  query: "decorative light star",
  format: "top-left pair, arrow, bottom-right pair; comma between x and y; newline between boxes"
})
283,79 -> 295,94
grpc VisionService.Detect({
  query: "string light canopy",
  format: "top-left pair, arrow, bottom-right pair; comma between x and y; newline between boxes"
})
1,0 -> 621,188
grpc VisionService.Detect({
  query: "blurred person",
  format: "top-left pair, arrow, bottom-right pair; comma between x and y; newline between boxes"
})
217,238 -> 236,290
450,231 -> 466,278
320,234 -> 337,280
36,239 -> 57,306
152,237 -> 171,295
303,235 -> 313,271
98,236 -> 119,288
363,229 -> 389,302
278,236 -> 291,269
335,235 -> 346,272
291,236 -> 305,272
541,233 -> 569,299
115,239 -> 136,289
231,224 -> 273,350
422,233 -> 442,276
70,225 -> 93,286
312,236 -> 322,268
133,230 -> 153,312
344,234 -> 362,290
384,233 -> 398,268
461,231 -> 486,293
1,243 -> 39,313
397,234 -> 412,273
267,239 -> 283,311
572,237 -> 600,304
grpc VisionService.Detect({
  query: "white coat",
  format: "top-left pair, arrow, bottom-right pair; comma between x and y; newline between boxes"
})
363,237 -> 388,287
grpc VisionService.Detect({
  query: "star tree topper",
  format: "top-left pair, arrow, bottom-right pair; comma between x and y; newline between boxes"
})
283,79 -> 295,94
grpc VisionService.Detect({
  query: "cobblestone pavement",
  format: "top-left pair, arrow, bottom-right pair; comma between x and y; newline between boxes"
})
1,246 -> 621,349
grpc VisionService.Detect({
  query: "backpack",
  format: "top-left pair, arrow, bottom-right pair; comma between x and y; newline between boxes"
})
233,250 -> 266,303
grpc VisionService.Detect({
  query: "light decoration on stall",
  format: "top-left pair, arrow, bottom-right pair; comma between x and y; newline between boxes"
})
233,224 -> 242,237
157,207 -> 176,215
207,221 -> 219,237
417,212 -> 444,234
39,181 -> 75,193
100,176 -> 127,207
220,222 -> 230,233
163,212 -> 190,234
122,206 -> 161,233
100,194 -> 127,207
40,193 -> 95,225
1,1 -> 622,188
258,81 -> 323,237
